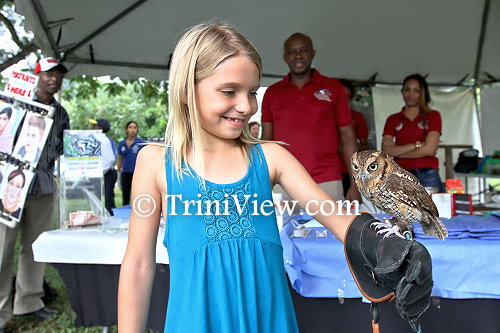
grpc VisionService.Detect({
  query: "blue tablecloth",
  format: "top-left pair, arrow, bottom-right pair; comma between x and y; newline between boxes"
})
413,212 -> 500,239
280,214 -> 500,299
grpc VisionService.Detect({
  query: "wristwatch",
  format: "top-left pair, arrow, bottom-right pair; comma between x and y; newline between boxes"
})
414,141 -> 423,148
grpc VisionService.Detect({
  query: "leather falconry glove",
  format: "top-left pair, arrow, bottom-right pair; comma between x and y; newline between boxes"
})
344,213 -> 433,332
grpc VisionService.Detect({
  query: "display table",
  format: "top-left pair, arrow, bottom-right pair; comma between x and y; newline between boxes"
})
33,221 -> 168,264
32,220 -> 170,330
438,144 -> 472,179
455,172 -> 500,203
32,217 -> 500,332
281,214 -> 500,299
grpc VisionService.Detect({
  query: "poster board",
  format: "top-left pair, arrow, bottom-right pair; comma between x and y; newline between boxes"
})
3,71 -> 39,100
0,92 -> 54,228
59,130 -> 105,228
60,130 -> 103,178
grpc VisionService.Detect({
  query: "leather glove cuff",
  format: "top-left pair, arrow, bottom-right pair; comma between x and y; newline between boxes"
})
344,213 -> 434,332
344,213 -> 397,302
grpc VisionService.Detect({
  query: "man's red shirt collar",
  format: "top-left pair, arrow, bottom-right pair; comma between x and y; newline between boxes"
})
281,69 -> 322,86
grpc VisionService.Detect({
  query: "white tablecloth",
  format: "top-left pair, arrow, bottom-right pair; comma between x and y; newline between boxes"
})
32,214 -> 284,265
32,220 -> 169,265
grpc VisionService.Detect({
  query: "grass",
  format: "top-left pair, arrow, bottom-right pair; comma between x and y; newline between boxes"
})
3,187 -> 124,333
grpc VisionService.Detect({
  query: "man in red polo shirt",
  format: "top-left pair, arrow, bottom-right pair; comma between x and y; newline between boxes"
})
261,33 -> 361,203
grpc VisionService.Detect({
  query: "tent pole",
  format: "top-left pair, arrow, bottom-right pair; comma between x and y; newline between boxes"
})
471,0 -> 490,155
473,0 -> 491,84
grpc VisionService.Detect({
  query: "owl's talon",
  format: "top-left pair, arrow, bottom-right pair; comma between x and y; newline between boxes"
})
383,227 -> 406,239
370,219 -> 393,231
371,222 -> 406,239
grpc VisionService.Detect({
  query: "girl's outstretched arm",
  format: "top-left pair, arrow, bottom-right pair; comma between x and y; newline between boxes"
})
262,143 -> 355,241
263,143 -> 434,330
118,145 -> 165,332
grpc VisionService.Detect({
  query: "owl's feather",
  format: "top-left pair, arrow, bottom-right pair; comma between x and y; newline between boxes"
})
352,150 -> 448,240
382,178 -> 447,240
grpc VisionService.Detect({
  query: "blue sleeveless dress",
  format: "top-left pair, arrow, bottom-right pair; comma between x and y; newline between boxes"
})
163,144 -> 299,333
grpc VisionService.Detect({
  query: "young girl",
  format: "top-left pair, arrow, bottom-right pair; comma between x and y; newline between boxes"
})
117,121 -> 146,206
118,23 -> 431,333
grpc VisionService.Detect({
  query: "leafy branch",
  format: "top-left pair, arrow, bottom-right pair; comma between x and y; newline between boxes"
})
0,2 -> 39,72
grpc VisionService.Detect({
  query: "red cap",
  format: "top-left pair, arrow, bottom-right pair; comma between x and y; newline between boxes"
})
34,57 -> 68,74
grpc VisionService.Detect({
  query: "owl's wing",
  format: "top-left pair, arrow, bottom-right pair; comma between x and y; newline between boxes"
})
386,171 -> 448,239
385,171 -> 440,217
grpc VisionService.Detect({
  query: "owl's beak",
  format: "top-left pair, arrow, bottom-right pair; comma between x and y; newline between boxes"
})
360,174 -> 366,183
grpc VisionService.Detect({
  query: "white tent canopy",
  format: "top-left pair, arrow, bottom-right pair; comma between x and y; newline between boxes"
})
15,0 -> 500,86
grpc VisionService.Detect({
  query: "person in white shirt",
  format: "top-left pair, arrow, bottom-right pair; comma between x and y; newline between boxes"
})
90,119 -> 117,215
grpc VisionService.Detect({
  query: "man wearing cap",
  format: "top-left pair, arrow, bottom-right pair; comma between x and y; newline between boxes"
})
90,118 -> 117,215
0,57 -> 70,328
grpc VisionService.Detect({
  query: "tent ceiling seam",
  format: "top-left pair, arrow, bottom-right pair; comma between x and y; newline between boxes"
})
65,57 -> 169,70
65,57 -> 495,86
47,17 -> 74,29
30,0 -> 59,57
63,0 -> 150,58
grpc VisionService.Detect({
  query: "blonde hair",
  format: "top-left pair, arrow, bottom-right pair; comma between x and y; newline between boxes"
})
165,22 -> 262,179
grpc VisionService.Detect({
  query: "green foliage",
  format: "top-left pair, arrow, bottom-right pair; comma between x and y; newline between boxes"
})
63,76 -> 101,100
0,0 -> 14,8
1,1 -> 169,142
1,1 -> 40,71
62,78 -> 169,143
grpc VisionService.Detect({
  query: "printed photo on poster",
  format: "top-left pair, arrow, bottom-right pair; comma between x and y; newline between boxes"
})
0,164 -> 34,228
60,130 -> 103,178
12,111 -> 53,167
0,101 -> 26,154
64,130 -> 101,158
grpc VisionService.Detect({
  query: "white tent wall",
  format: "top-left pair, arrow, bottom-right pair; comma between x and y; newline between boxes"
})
372,85 -> 481,181
479,85 -> 500,156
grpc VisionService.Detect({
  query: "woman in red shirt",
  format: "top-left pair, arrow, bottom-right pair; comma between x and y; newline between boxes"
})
382,74 -> 444,192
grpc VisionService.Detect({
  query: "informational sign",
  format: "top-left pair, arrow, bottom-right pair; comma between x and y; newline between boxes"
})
4,71 -> 39,100
60,130 -> 103,178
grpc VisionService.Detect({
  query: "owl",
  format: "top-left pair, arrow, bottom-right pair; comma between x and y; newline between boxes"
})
351,150 -> 448,240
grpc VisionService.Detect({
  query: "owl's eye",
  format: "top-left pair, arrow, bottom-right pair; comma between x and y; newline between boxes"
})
368,163 -> 378,172
352,164 -> 359,171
